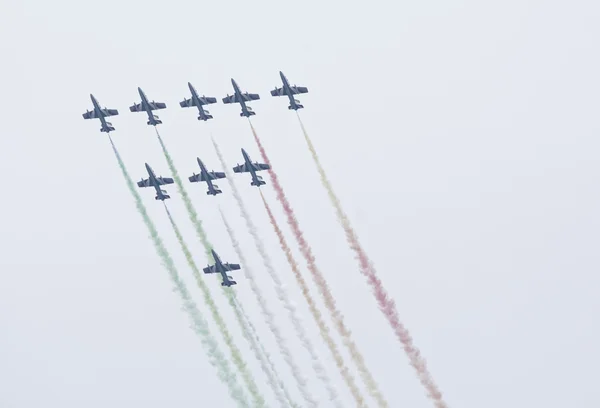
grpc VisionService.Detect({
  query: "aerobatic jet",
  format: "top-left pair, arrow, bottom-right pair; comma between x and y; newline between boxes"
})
232,148 -> 271,187
129,87 -> 167,126
82,94 -> 119,133
203,249 -> 241,287
188,157 -> 226,196
137,163 -> 174,200
222,78 -> 260,117
270,71 -> 309,110
180,82 -> 217,121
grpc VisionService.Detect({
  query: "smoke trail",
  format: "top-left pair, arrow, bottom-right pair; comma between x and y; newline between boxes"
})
154,127 -> 211,260
232,293 -> 300,408
259,191 -> 368,408
296,114 -> 448,408
219,209 -> 319,408
163,203 -> 266,408
209,145 -> 341,406
228,287 -> 298,408
107,135 -> 250,408
211,138 -> 333,406
247,120 -> 389,408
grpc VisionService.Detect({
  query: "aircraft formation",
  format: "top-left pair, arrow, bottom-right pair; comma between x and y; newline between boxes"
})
83,72 -> 302,287
82,71 -> 449,408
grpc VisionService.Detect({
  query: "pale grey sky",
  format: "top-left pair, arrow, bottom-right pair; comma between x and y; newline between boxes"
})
1,0 -> 599,407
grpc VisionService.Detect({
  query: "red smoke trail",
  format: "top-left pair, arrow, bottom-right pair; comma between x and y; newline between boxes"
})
248,120 -> 389,408
296,114 -> 448,408
259,190 -> 367,408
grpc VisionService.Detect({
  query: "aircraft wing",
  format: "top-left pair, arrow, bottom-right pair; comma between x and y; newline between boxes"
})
290,86 -> 308,94
82,108 -> 118,119
189,171 -> 226,183
232,163 -> 249,173
180,98 -> 195,108
224,263 -> 241,271
270,87 -> 285,97
233,162 -> 270,173
130,101 -> 167,112
137,178 -> 152,188
136,177 -> 173,187
199,96 -> 217,105
147,101 -> 166,110
203,264 -> 218,274
181,96 -> 217,107
222,94 -> 239,104
253,162 -> 271,171
242,93 -> 260,101
129,102 -> 144,112
155,177 -> 174,185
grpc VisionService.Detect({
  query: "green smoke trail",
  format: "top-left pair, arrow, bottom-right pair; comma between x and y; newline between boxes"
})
163,204 -> 266,408
107,135 -> 250,408
154,127 -> 212,261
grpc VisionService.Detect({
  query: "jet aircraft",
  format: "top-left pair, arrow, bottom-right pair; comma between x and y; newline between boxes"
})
180,82 -> 217,121
82,94 -> 119,132
232,148 -> 271,187
222,78 -> 260,117
270,71 -> 309,110
137,163 -> 174,200
188,157 -> 226,196
129,87 -> 167,126
203,249 -> 241,287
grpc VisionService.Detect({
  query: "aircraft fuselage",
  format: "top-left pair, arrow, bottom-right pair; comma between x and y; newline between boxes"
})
188,83 -> 209,120
138,87 -> 159,126
242,149 -> 262,185
232,79 -> 251,117
280,72 -> 299,109
90,94 -> 112,132
212,250 -> 236,286
145,163 -> 167,200
197,158 -> 218,195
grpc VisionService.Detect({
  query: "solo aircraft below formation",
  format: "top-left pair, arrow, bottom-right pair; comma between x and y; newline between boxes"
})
82,94 -> 119,133
129,87 -> 167,126
137,163 -> 174,201
203,249 -> 241,287
180,82 -> 217,121
233,148 -> 271,187
188,157 -> 226,196
270,71 -> 309,110
222,78 -> 260,117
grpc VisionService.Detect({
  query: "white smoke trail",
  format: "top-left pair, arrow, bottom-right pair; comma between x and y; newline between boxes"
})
212,138 -> 343,407
230,291 -> 300,408
219,209 -> 319,408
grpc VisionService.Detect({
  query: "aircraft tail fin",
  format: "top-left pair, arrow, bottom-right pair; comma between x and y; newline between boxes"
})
221,280 -> 237,287
251,179 -> 266,187
289,104 -> 303,110
207,188 -> 222,195
101,122 -> 115,132
240,111 -> 256,117
198,114 -> 213,121
155,194 -> 170,200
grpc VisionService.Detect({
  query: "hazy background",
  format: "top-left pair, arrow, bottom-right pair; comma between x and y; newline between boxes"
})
1,0 -> 599,407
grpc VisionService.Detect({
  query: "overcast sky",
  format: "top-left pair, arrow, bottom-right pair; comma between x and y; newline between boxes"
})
1,0 -> 599,407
